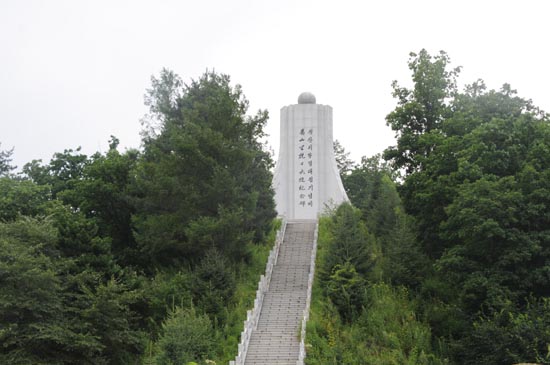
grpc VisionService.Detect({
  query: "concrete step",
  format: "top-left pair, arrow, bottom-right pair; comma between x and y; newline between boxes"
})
243,221 -> 316,365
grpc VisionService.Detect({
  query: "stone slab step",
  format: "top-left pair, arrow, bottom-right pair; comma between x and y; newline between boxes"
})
243,222 -> 316,365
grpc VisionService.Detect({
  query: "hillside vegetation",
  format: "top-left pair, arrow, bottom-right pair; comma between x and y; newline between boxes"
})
307,50 -> 550,364
1,50 -> 549,365
0,71 -> 276,365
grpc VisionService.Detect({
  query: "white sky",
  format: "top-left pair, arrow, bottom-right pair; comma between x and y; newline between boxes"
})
1,0 -> 549,169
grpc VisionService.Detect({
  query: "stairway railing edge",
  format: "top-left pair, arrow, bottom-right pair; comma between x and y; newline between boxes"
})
229,218 -> 287,365
297,220 -> 319,365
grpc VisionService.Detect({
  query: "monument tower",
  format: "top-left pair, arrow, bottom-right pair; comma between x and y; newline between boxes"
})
273,92 -> 348,220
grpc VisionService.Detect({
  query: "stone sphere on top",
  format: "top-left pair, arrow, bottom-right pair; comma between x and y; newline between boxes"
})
298,92 -> 316,104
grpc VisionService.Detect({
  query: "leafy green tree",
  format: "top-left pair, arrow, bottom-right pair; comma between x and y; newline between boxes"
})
385,49 -> 550,363
436,115 -> 550,314
1,216 -> 147,364
23,147 -> 89,199
0,178 -> 51,221
21,137 -> 142,267
46,203 -> 118,276
61,138 -> 140,265
384,49 -> 461,174
458,297 -> 550,365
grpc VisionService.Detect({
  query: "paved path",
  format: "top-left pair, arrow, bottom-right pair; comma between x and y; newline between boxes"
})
244,221 -> 316,365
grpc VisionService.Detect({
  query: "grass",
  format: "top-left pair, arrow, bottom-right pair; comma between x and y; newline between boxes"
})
304,216 -> 448,365
211,220 -> 280,364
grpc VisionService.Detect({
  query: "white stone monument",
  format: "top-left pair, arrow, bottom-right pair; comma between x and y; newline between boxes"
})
273,92 -> 348,220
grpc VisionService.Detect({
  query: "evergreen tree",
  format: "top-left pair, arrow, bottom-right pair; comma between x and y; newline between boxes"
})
133,70 -> 276,268
0,143 -> 16,177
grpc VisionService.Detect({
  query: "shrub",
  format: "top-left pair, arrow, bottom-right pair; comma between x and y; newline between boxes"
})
154,307 -> 214,364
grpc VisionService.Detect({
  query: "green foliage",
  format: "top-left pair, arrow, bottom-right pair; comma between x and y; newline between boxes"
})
192,249 -> 236,324
22,140 -> 141,267
0,217 -> 82,364
23,147 -> 89,199
322,203 -> 378,280
133,69 -> 275,268
461,297 -> 550,365
333,139 -> 355,178
0,217 -> 107,364
0,143 -> 16,177
384,50 -> 461,174
343,157 -> 428,288
384,49 -> 550,364
326,262 -> 366,323
0,181 -> 145,364
343,154 -> 401,236
79,277 -> 147,364
154,307 -> 215,365
0,71 -> 277,364
48,203 -> 118,276
63,142 -> 140,265
0,177 -> 51,221
306,215 -> 445,364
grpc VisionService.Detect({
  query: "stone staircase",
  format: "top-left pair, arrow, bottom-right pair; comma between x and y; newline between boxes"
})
243,221 -> 316,365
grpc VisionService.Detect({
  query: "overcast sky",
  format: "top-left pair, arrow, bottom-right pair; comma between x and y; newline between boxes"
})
1,0 -> 549,169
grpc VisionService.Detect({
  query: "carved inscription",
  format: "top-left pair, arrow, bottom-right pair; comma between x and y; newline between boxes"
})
297,128 -> 314,208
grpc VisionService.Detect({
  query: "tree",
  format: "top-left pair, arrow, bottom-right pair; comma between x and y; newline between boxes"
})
385,49 -> 550,363
133,70 -> 276,268
333,139 -> 354,178
0,217 -> 103,364
436,115 -> 550,313
326,262 -> 366,323
343,154 -> 399,236
343,154 -> 427,288
0,178 -> 51,221
322,203 -> 377,280
0,143 -> 16,176
454,297 -> 550,365
192,248 -> 236,323
79,277 -> 146,364
23,147 -> 89,199
153,307 -> 215,364
0,215 -> 147,364
61,139 -> 140,266
384,49 -> 461,174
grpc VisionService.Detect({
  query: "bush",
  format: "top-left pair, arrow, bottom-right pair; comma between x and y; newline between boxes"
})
326,262 -> 366,323
322,203 -> 378,280
154,307 -> 215,364
192,248 -> 236,324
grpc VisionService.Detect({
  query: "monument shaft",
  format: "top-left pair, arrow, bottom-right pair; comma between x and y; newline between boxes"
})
273,93 -> 348,219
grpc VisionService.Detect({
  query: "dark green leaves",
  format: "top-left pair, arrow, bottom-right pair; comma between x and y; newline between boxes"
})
134,70 -> 275,268
384,49 -> 550,363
